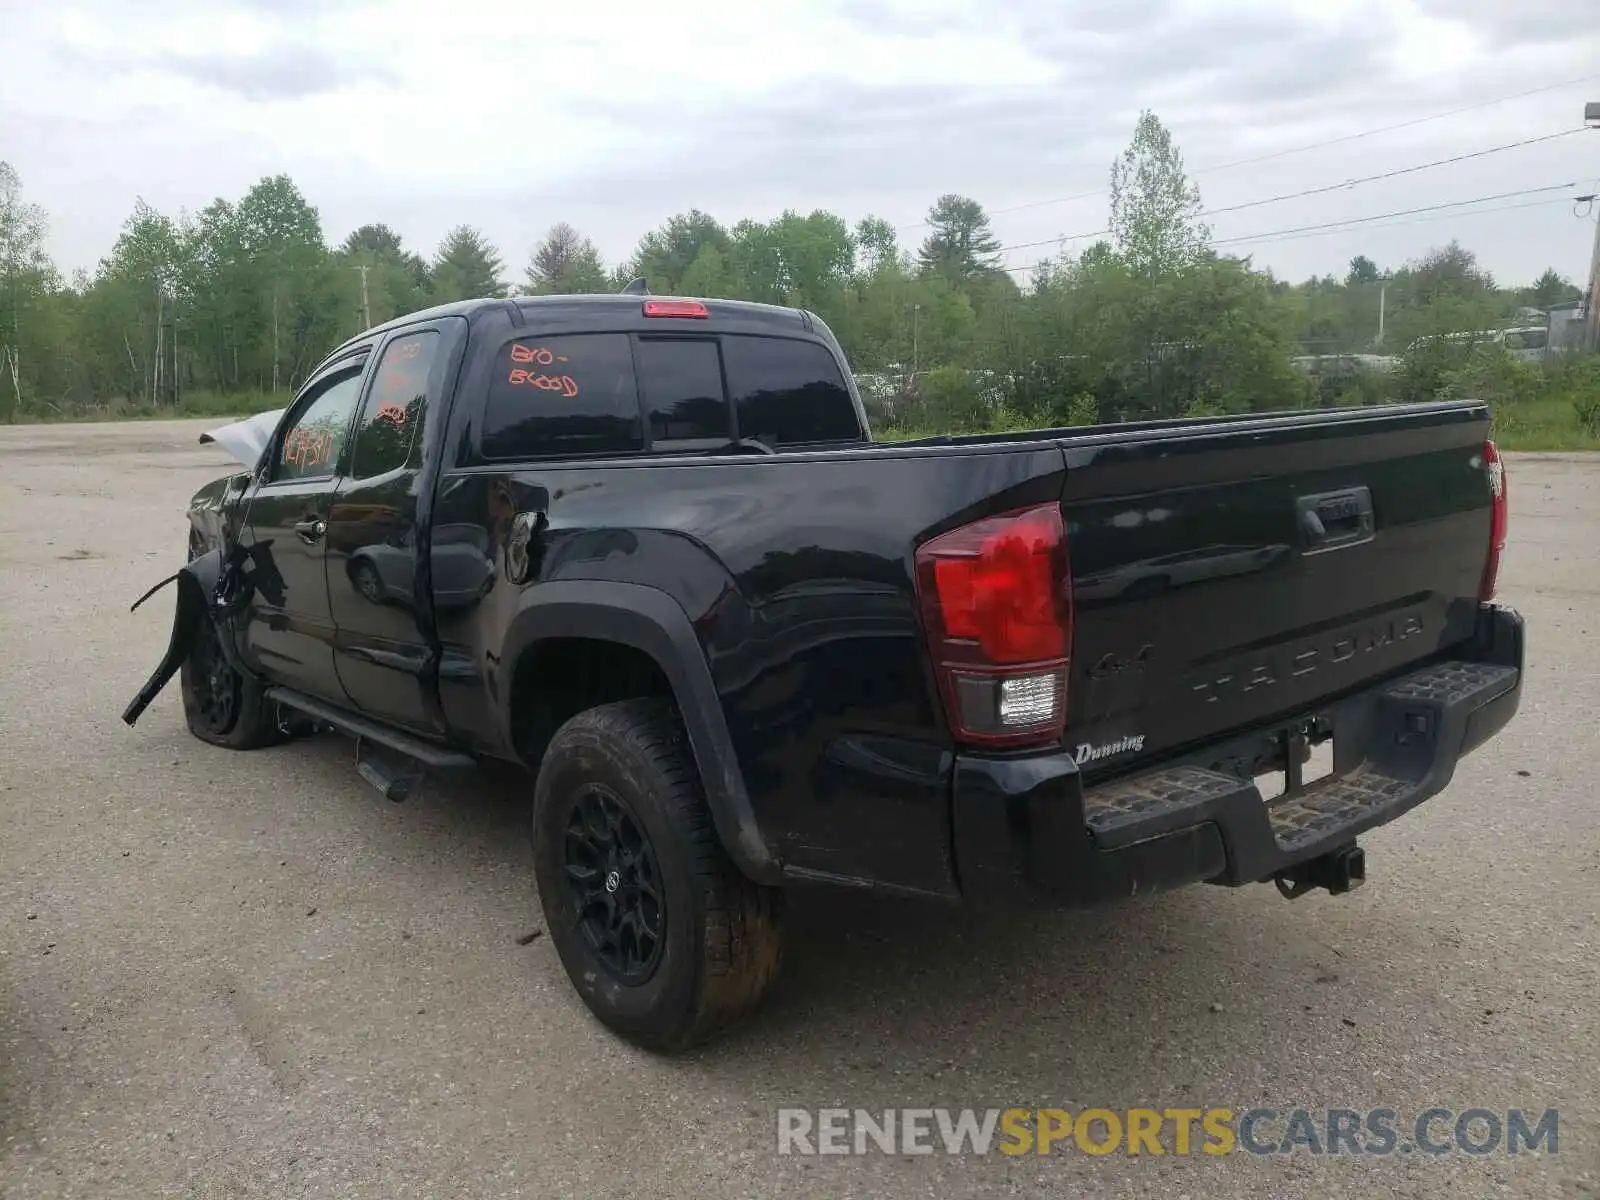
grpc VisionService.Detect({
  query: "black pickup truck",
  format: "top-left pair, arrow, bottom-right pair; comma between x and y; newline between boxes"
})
124,292 -> 1522,1051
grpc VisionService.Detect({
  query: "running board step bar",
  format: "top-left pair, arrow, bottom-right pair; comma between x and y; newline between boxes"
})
265,686 -> 476,771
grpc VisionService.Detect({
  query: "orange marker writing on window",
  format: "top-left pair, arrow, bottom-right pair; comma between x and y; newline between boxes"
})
510,344 -> 559,366
507,369 -> 580,397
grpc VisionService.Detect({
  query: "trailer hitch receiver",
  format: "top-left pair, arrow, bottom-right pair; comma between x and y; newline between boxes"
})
1274,842 -> 1366,899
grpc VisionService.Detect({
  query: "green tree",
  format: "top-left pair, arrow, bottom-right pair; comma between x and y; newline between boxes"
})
431,225 -> 506,302
524,222 -> 610,294
837,258 -> 912,372
625,210 -> 729,294
0,162 -> 54,417
917,194 -> 1001,284
342,223 -> 405,259
677,243 -> 735,298
340,222 -> 431,325
233,175 -> 336,391
1108,110 -> 1208,277
1525,267 -> 1580,310
181,197 -> 250,390
727,209 -> 855,313
1019,246 -> 1301,420
95,199 -> 186,404
1406,240 -> 1494,299
1346,255 -> 1379,286
855,215 -> 899,272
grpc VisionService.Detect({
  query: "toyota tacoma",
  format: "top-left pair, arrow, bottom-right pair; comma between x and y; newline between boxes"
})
123,290 -> 1523,1051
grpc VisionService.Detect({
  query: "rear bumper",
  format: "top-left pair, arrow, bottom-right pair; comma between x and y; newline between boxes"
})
952,604 -> 1525,906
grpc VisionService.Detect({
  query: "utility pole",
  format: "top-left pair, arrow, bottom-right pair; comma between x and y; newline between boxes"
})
1586,102 -> 1600,351
911,303 -> 922,376
1376,273 -> 1389,349
357,263 -> 372,331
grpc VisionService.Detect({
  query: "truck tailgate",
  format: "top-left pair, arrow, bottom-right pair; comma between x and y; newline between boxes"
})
1059,401 -> 1496,774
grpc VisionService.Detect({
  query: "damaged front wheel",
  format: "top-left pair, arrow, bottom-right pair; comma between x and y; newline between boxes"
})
179,607 -> 280,749
175,531 -> 281,750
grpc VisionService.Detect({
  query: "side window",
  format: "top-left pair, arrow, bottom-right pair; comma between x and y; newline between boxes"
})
352,331 -> 438,478
723,335 -> 863,446
481,333 -> 642,460
275,368 -> 364,482
634,338 -> 729,444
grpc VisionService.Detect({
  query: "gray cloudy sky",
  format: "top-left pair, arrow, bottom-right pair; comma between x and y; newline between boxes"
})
5,0 -> 1599,288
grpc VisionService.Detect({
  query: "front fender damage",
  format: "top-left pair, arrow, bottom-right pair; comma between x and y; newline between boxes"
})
121,548 -> 231,726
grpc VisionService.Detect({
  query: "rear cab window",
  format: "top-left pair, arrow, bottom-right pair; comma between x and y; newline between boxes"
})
478,326 -> 864,461
481,334 -> 643,460
635,339 -> 730,447
723,334 -> 861,446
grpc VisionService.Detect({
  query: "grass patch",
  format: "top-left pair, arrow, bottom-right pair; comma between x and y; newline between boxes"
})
11,390 -> 291,423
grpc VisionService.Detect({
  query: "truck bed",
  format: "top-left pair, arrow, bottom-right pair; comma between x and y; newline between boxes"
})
432,397 -> 1497,894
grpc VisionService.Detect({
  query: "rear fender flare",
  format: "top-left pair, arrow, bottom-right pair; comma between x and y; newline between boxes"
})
498,580 -> 779,884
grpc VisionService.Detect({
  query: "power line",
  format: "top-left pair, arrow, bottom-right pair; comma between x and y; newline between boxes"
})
995,184 -> 1582,274
996,229 -> 1109,258
1193,128 -> 1585,221
1206,183 -> 1579,245
1219,196 -> 1576,250
900,70 -> 1600,230
991,180 -> 1578,266
1186,72 -> 1600,176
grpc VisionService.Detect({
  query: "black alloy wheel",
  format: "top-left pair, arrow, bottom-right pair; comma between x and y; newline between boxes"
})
562,785 -> 666,983
179,531 -> 282,750
187,617 -> 242,737
531,698 -> 784,1051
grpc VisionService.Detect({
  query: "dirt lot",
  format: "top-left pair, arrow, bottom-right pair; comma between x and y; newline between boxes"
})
1,419 -> 1597,1199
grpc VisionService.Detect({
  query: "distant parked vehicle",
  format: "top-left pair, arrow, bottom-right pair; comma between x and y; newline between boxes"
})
1499,327 -> 1549,364
1290,354 -> 1397,378
1408,327 -> 1550,364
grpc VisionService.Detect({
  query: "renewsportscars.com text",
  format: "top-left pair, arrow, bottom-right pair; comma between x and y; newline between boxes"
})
775,1107 -> 1558,1157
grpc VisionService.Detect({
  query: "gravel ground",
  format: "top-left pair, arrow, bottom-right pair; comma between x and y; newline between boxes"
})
1,420 -> 1596,1199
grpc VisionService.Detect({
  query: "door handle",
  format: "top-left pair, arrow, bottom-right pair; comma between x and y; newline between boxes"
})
294,518 -> 327,543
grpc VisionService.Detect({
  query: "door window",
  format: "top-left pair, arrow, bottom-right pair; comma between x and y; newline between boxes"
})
275,367 -> 364,482
352,332 -> 438,478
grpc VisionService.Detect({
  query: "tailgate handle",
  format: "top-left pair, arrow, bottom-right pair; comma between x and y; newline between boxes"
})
1297,487 -> 1373,553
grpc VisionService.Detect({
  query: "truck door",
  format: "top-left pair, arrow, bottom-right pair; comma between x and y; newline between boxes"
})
238,357 -> 368,699
326,322 -> 475,735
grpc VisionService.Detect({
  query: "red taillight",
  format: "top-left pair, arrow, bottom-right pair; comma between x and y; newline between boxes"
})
914,504 -> 1072,747
642,299 -> 709,319
1480,438 -> 1508,602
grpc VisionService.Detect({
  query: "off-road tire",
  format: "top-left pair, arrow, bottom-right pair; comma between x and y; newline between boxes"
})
532,699 -> 783,1052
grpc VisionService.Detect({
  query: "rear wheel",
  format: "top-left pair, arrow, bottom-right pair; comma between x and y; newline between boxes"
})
532,699 -> 783,1052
